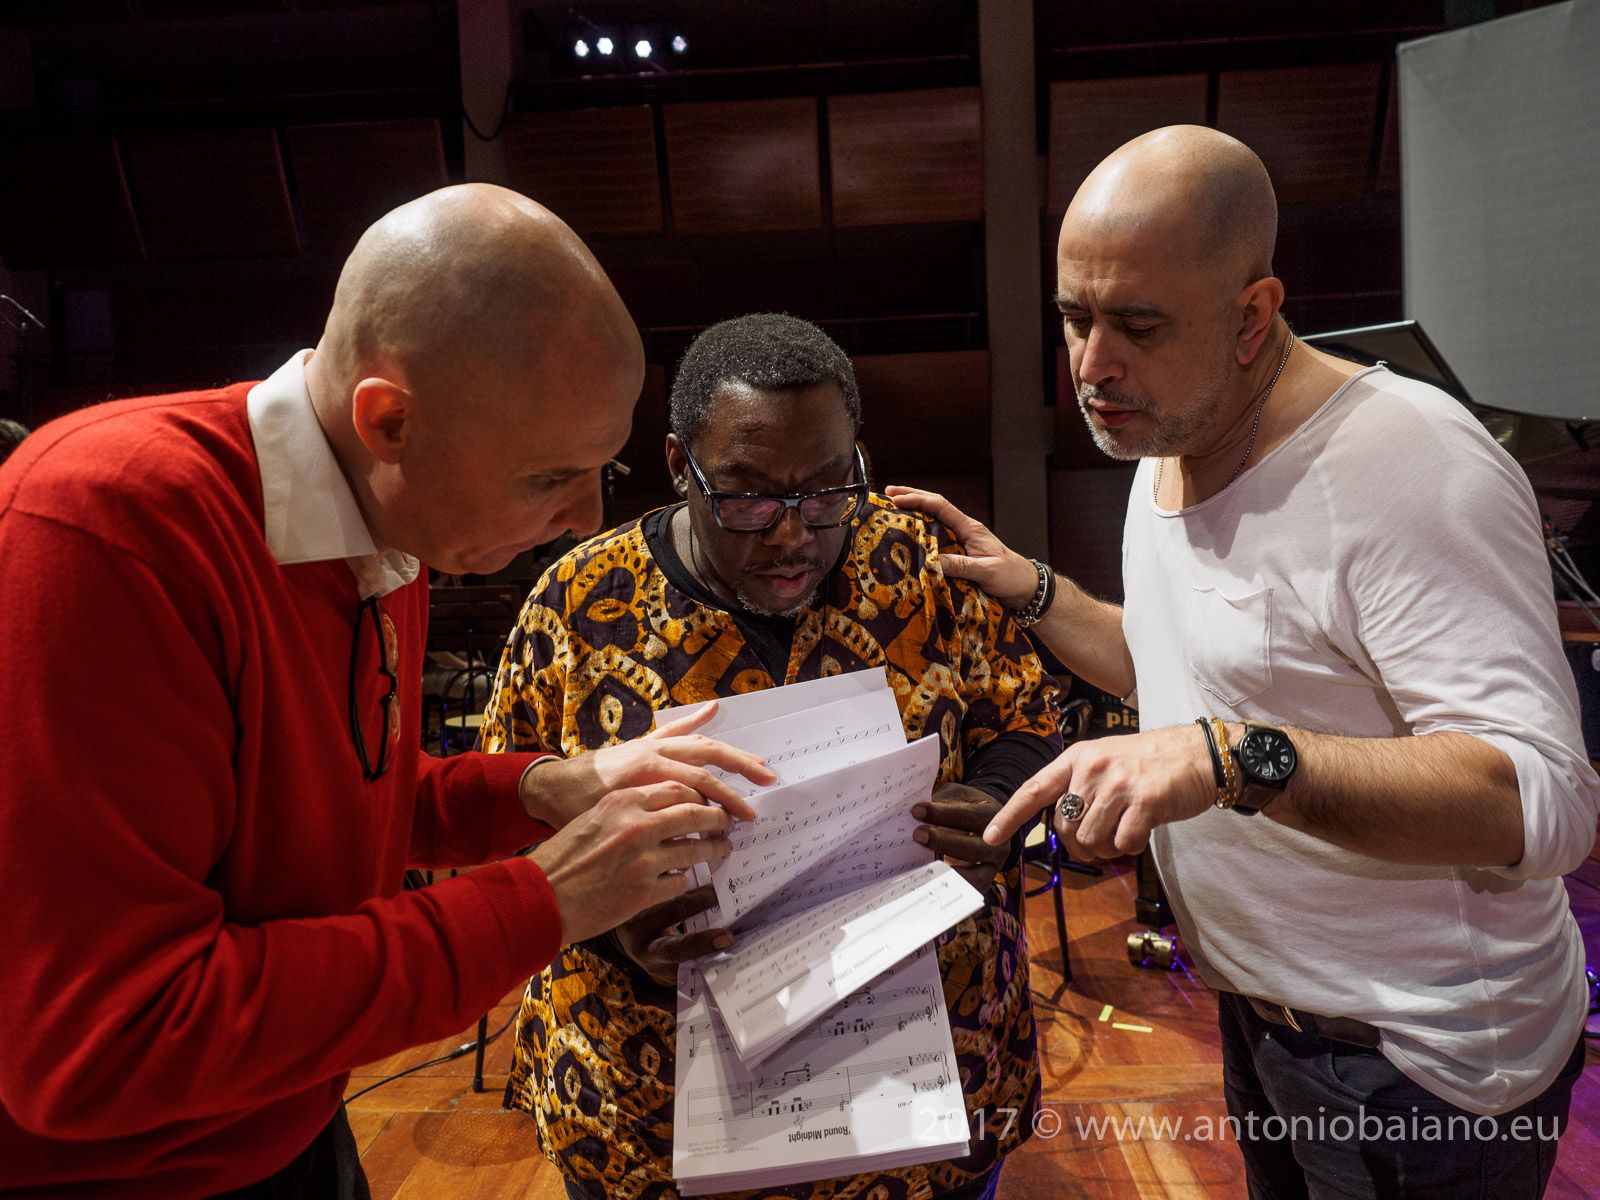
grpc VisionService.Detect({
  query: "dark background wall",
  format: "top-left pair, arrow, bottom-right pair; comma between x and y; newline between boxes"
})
0,0 -> 1565,598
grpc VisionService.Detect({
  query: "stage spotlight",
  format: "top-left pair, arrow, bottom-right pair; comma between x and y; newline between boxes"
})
671,34 -> 687,53
634,38 -> 652,58
574,38 -> 589,57
596,35 -> 615,55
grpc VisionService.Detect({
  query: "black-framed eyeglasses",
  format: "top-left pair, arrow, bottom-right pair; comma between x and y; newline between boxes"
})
348,594 -> 399,781
681,442 -> 868,533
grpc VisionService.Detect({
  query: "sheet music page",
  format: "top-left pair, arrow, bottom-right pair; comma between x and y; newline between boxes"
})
687,689 -> 908,800
673,945 -> 969,1197
700,860 -> 984,1065
685,800 -> 930,936
712,734 -> 941,927
681,691 -> 915,934
654,667 -> 890,734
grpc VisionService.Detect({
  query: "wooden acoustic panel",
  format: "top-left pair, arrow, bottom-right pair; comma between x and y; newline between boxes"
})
123,128 -> 300,259
835,244 -> 978,319
610,365 -> 676,525
140,0 -> 284,14
664,98 -> 821,235
1050,465 -> 1137,603
1048,75 -> 1208,214
1054,345 -> 1139,471
0,138 -> 144,267
697,255 -> 831,326
504,107 -> 662,237
604,259 -> 698,331
1375,76 -> 1400,196
0,1 -> 134,19
1216,64 -> 1383,205
286,120 -> 447,254
883,471 -> 991,526
828,87 -> 981,227
618,365 -> 671,491
852,350 -> 989,476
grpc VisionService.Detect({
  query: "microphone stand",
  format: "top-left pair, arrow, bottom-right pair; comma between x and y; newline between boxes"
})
1,295 -> 46,426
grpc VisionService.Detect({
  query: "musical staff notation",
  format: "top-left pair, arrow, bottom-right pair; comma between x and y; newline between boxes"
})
668,673 -> 971,1195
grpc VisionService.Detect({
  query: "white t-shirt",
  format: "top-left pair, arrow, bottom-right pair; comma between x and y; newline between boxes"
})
1122,365 -> 1599,1116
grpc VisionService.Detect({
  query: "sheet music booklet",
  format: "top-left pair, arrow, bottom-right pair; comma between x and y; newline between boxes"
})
658,670 -> 982,1195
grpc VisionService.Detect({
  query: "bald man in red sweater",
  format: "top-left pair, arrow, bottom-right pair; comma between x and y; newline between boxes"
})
0,185 -> 772,1198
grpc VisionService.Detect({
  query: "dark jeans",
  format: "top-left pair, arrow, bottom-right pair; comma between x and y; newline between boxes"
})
208,1104 -> 371,1200
1219,991 -> 1585,1200
563,1164 -> 1001,1200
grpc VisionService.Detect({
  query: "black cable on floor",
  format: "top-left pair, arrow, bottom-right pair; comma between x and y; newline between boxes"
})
344,1012 -> 517,1103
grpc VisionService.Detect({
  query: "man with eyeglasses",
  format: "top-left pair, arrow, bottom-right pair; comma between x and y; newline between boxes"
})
0,186 -> 774,1199
478,312 -> 1063,1200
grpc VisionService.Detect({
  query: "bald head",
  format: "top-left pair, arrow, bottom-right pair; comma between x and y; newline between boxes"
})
1065,125 -> 1278,294
305,184 -> 645,574
317,183 -> 642,412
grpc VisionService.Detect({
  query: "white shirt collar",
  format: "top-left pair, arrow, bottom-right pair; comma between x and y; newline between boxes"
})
246,351 -> 421,599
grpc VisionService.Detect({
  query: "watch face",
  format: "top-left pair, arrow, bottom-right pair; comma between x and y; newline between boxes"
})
1240,727 -> 1296,784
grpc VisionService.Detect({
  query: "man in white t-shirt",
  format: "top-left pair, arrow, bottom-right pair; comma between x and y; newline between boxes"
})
889,125 -> 1596,1199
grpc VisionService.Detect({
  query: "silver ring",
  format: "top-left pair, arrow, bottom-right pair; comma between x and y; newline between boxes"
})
1056,793 -> 1087,824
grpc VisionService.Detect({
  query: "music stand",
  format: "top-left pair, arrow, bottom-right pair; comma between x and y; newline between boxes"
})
1300,319 -> 1473,404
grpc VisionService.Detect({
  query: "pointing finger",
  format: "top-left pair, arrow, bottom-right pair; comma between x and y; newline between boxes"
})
647,700 -> 719,739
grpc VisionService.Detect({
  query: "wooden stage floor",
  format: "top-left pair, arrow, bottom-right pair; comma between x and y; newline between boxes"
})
346,857 -> 1600,1199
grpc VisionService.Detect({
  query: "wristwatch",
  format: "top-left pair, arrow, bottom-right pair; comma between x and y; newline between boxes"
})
1230,723 -> 1297,814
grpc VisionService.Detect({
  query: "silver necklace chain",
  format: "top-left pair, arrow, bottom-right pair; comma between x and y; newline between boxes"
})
1154,331 -> 1295,502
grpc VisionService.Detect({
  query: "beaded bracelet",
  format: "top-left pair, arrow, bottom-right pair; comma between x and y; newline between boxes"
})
1011,558 -> 1056,628
1211,716 -> 1241,808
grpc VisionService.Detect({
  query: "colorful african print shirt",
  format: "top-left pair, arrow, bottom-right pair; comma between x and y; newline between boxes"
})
479,496 -> 1062,1200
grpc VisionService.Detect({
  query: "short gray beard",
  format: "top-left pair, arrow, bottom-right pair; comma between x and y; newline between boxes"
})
1075,353 -> 1235,461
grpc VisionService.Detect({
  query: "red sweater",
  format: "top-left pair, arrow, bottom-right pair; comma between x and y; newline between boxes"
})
0,385 -> 562,1197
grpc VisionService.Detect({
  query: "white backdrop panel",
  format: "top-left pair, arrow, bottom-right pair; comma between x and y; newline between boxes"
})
1400,0 -> 1600,420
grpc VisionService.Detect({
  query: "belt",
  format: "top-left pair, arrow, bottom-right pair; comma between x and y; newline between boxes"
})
1242,995 -> 1382,1049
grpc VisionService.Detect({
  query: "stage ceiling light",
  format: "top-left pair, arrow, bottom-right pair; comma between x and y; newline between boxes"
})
635,38 -> 653,58
596,35 -> 615,55
671,34 -> 687,53
574,38 -> 589,57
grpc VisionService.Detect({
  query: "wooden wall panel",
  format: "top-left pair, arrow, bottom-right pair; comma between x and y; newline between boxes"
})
1216,64 -> 1382,205
828,87 -> 982,227
0,138 -> 144,267
1055,345 -> 1106,470
836,244 -> 978,319
852,350 -> 989,476
504,107 -> 662,237
664,98 -> 821,234
1050,465 -> 1137,602
698,255 -> 831,325
609,365 -> 675,524
123,128 -> 300,259
286,120 -> 447,254
140,0 -> 284,14
883,471 -> 992,525
605,259 -> 698,330
1375,76 -> 1400,196
1048,75 -> 1208,214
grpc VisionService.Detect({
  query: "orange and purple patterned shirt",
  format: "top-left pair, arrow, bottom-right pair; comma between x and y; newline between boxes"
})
480,496 -> 1062,1200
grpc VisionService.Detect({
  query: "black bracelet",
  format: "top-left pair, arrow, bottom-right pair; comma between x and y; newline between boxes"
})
1196,717 -> 1226,792
1012,558 -> 1055,628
